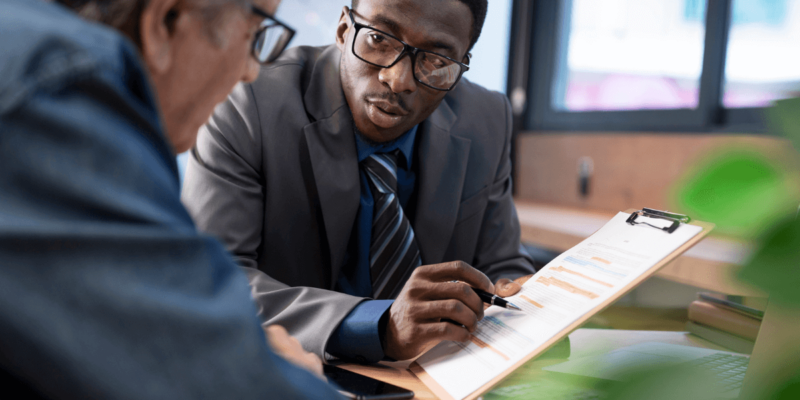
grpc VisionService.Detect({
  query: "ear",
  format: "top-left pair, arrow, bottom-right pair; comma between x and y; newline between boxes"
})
140,0 -> 182,75
335,6 -> 351,52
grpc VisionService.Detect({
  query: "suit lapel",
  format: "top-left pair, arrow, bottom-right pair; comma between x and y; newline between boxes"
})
302,46 -> 360,287
413,99 -> 471,265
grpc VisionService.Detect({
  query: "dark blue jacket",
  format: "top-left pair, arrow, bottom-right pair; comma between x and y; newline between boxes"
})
0,0 -> 340,398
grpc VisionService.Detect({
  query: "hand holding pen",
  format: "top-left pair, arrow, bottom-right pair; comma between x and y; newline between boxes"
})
472,286 -> 523,311
451,281 -> 523,311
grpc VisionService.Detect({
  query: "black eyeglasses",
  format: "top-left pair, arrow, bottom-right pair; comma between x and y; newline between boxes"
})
250,5 -> 295,64
348,11 -> 470,91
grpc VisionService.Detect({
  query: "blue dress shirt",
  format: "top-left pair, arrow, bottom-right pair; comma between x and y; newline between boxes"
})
326,126 -> 418,362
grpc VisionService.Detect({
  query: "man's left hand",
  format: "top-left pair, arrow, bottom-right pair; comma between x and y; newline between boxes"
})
265,325 -> 325,380
494,275 -> 534,297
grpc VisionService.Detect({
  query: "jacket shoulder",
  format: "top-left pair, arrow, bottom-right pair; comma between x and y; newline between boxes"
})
445,78 -> 512,137
444,78 -> 510,131
251,46 -> 326,95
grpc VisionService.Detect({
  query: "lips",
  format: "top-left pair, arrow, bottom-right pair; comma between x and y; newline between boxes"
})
368,99 -> 409,117
365,99 -> 409,129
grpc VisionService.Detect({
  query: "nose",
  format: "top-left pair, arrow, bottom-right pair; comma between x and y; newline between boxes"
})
377,55 -> 417,94
242,57 -> 260,83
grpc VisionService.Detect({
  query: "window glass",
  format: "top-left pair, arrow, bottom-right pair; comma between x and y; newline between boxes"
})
177,152 -> 189,184
553,0 -> 706,112
723,0 -> 800,108
274,1 -> 344,48
463,0 -> 513,94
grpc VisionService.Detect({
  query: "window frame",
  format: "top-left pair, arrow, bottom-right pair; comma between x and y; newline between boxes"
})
516,0 -> 772,134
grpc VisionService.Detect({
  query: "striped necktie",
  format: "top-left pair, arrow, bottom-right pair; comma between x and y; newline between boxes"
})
362,151 -> 422,299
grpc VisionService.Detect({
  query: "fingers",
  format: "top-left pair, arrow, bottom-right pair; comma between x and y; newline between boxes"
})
383,262 -> 499,361
266,324 -> 288,336
265,325 -> 325,380
416,261 -> 494,293
265,325 -> 293,351
266,325 -> 303,358
495,274 -> 534,297
391,322 -> 471,359
495,278 -> 522,297
423,321 -> 472,345
302,353 -> 325,380
426,281 -> 484,319
417,300 -> 479,332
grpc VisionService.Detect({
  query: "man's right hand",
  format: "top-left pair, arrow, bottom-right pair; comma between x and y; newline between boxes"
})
383,261 -> 494,361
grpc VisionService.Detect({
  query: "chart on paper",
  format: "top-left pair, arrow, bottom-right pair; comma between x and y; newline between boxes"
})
415,212 -> 704,400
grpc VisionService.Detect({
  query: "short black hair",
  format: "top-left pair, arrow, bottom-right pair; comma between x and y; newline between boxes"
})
351,0 -> 488,52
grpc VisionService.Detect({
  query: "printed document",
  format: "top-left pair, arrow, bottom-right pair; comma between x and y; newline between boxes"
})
415,212 -> 704,400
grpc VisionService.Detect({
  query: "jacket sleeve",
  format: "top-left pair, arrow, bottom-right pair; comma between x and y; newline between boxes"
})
182,82 -> 364,359
0,52 -> 342,399
472,93 -> 537,282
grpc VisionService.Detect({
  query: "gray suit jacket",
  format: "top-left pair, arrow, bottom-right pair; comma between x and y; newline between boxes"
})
182,45 -> 535,358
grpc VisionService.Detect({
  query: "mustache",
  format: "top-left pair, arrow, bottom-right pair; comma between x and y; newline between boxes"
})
364,92 -> 409,112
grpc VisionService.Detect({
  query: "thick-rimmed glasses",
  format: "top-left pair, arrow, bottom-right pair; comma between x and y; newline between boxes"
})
348,11 -> 470,91
250,5 -> 295,64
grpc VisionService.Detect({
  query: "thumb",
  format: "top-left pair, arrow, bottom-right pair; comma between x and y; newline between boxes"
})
495,278 -> 522,297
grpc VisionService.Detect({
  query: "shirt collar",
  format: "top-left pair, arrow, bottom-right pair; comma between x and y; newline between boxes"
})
354,125 -> 418,170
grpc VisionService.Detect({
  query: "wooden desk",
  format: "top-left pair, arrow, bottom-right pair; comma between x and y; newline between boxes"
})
340,329 -> 730,399
514,201 -> 765,296
338,360 -> 436,400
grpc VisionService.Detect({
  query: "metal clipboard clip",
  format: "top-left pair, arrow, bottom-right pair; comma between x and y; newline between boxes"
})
626,208 -> 691,234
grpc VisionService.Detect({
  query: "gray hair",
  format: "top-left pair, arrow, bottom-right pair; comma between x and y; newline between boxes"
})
55,0 -> 247,49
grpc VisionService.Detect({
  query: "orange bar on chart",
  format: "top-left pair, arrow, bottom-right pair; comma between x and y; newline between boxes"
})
520,295 -> 544,308
536,276 -> 600,300
590,256 -> 612,265
552,266 -> 614,288
470,336 -> 510,361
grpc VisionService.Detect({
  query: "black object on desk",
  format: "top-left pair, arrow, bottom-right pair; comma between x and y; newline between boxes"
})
626,208 -> 691,234
324,365 -> 414,400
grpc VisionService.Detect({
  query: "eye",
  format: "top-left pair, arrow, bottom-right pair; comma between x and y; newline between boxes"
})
369,33 -> 386,43
421,53 -> 446,68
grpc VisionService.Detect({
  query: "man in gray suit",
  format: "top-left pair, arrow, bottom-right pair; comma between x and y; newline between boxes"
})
183,0 -> 536,363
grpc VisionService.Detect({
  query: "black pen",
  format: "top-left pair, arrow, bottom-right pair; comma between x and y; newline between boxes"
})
472,287 -> 523,311
451,281 -> 523,311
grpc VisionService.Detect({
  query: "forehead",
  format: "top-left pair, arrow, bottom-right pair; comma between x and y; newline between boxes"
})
355,0 -> 472,56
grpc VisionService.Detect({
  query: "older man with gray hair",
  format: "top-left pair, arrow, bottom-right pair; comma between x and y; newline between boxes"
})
0,0 -> 341,398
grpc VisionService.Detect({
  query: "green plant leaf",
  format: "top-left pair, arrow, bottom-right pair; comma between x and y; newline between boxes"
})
674,150 -> 795,238
738,217 -> 800,307
768,98 -> 800,154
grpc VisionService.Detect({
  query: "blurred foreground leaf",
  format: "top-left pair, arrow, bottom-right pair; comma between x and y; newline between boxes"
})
674,150 -> 796,238
604,365 -> 720,400
771,379 -> 800,400
738,217 -> 800,307
768,98 -> 800,154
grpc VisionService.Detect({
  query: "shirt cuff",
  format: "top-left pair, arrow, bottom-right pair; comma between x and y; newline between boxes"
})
326,299 -> 394,363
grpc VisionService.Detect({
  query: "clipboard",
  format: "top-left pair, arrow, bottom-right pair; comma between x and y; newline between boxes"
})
410,208 -> 715,400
